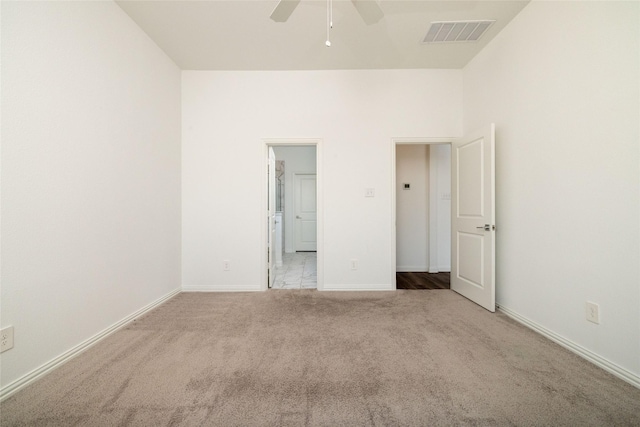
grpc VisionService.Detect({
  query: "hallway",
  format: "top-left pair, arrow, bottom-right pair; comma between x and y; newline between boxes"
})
396,272 -> 450,290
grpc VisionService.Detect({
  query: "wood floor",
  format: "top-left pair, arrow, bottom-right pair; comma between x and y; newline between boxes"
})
396,272 -> 450,290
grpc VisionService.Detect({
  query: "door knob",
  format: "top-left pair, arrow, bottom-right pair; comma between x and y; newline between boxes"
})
476,224 -> 491,231
296,215 -> 302,219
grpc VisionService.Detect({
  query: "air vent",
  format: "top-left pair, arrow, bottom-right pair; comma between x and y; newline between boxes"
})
423,20 -> 495,43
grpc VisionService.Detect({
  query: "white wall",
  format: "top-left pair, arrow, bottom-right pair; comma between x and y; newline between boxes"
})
464,1 -> 640,379
182,70 -> 462,291
272,146 -> 316,253
396,145 -> 429,271
1,1 -> 182,389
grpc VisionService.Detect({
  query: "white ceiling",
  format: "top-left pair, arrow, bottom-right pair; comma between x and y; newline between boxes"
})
115,0 -> 530,70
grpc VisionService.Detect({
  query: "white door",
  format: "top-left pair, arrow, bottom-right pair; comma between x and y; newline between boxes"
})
294,174 -> 317,251
451,124 -> 496,312
268,147 -> 277,287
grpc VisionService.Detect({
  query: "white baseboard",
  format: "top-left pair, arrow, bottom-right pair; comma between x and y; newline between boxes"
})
0,288 -> 181,402
396,266 -> 429,273
428,265 -> 451,273
396,266 -> 451,273
498,303 -> 640,389
439,265 -> 451,272
181,285 -> 262,292
322,283 -> 394,291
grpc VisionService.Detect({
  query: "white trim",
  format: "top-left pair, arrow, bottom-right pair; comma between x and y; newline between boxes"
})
323,283 -> 394,291
181,285 -> 261,292
396,266 -> 430,273
391,137 -> 454,145
498,303 -> 640,389
391,137 -> 454,290
0,288 -> 181,402
261,139 -> 323,291
428,147 -> 439,271
428,265 -> 451,273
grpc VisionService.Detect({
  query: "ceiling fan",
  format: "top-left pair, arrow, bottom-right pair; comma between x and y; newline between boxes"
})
270,0 -> 384,25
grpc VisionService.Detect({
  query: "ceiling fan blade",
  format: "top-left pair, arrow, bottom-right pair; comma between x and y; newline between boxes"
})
270,0 -> 301,23
351,0 -> 384,25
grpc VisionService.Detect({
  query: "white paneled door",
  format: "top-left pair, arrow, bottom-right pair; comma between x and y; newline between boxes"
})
451,124 -> 496,312
294,174 -> 317,251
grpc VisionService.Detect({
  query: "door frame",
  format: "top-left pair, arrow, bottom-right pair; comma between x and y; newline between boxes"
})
261,139 -> 323,291
391,137 -> 453,289
268,147 -> 277,288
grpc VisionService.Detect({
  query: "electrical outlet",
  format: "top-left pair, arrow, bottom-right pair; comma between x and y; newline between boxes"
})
223,260 -> 231,271
350,259 -> 358,270
1,326 -> 14,353
586,302 -> 600,324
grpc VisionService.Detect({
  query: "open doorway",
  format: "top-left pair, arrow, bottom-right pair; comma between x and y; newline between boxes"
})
264,141 -> 321,290
393,140 -> 451,289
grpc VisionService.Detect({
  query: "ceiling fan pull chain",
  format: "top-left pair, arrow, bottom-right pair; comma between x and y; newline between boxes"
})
325,0 -> 332,47
330,0 -> 333,28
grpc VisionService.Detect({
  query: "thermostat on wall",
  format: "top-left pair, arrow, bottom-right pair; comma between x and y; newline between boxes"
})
403,183 -> 411,190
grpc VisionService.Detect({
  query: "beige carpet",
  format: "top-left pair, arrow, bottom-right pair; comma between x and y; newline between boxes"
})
2,290 -> 639,426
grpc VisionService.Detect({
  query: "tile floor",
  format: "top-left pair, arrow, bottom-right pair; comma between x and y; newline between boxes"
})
271,252 -> 317,289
